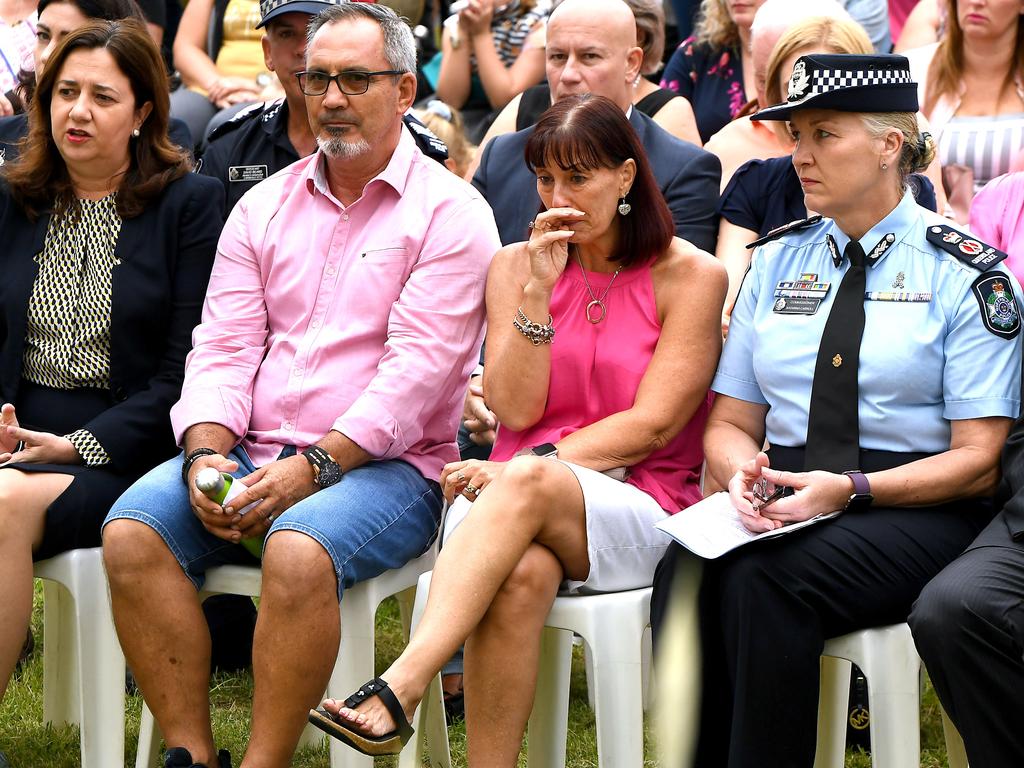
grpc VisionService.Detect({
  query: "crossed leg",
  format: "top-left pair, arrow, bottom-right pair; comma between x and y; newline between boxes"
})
319,456 -> 589,765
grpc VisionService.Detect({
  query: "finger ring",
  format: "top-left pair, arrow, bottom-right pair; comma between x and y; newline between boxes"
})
464,483 -> 479,497
266,512 -> 275,523
528,220 -> 535,230
457,471 -> 466,483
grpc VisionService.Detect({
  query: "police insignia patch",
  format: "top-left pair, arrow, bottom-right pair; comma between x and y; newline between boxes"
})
972,272 -> 1021,339
927,224 -> 1007,270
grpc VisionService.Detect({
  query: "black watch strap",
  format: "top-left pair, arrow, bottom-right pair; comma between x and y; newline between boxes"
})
302,445 -> 343,488
182,447 -> 218,484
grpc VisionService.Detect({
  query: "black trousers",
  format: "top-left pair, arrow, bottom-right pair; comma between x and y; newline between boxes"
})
650,447 -> 993,768
909,514 -> 1024,768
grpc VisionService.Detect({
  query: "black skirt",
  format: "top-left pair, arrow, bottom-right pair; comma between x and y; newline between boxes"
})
3,381 -> 143,561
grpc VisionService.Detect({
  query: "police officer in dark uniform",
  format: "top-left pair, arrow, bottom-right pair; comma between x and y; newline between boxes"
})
200,0 -> 448,217
650,53 -> 1022,767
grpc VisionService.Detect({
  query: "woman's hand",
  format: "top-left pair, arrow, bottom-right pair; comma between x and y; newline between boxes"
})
459,0 -> 493,37
0,404 -> 20,455
440,459 -> 506,503
0,93 -> 14,117
0,423 -> 80,465
755,467 -> 853,525
206,77 -> 261,109
525,207 -> 581,293
728,451 -> 781,532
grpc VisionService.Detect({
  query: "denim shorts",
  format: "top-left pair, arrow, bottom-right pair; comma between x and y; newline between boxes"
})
103,448 -> 442,601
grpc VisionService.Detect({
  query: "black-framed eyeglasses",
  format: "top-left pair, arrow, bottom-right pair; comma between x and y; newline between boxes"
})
295,69 -> 405,96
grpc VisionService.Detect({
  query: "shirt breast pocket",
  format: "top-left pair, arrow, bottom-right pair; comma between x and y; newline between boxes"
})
355,247 -> 410,308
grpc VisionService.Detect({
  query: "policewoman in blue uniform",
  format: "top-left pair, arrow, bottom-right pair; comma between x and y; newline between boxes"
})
650,53 -> 1023,767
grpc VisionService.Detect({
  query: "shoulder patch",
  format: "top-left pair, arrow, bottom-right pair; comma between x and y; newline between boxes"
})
402,113 -> 449,164
745,215 -> 823,249
926,224 -> 1007,270
972,271 -> 1020,339
207,100 -> 269,142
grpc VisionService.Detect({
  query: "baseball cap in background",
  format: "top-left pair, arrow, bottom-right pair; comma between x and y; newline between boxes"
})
256,0 -> 375,29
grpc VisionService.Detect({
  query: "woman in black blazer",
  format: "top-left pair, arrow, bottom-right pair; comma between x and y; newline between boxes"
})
0,19 -> 221,714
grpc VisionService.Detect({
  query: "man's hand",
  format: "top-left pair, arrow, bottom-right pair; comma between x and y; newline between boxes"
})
462,375 -> 497,446
188,452 -> 245,542
229,454 -> 318,535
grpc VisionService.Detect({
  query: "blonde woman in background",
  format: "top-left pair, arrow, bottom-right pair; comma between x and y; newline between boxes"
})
414,99 -> 477,177
905,0 -> 1024,221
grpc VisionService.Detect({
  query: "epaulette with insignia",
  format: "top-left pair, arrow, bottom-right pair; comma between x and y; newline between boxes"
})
745,215 -> 824,249
402,113 -> 449,164
206,100 -> 272,143
926,224 -> 1007,270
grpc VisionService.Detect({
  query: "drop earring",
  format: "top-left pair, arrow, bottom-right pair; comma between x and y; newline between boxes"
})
880,162 -> 888,170
617,197 -> 631,216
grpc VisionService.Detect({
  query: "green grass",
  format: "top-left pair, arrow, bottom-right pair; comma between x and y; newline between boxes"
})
0,584 -> 951,767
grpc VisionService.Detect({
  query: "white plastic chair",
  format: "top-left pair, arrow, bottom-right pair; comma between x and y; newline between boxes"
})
135,548 -> 440,768
400,572 -> 651,768
814,623 -> 970,768
33,547 -> 126,768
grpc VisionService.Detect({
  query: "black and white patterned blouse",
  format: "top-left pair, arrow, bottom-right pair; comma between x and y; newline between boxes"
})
22,195 -> 122,466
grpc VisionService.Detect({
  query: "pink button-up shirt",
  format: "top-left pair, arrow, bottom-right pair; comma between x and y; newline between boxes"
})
171,129 -> 500,480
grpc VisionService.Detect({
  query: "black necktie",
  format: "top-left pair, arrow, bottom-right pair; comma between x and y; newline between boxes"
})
804,240 -> 866,473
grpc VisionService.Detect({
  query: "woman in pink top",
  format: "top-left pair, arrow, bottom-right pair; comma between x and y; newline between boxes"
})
970,171 -> 1024,283
310,94 -> 726,761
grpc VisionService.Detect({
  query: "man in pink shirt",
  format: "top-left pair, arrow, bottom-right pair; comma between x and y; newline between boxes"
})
101,5 -> 499,767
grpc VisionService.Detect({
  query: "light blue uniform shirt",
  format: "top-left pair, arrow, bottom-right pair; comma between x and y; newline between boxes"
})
713,191 -> 1022,453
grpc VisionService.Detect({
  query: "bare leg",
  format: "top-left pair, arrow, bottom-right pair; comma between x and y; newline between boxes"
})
241,532 -> 340,768
103,520 -> 218,766
0,471 -> 72,700
463,543 -> 561,767
322,456 -> 589,737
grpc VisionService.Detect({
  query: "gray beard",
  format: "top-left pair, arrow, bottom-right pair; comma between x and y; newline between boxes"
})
317,135 -> 371,159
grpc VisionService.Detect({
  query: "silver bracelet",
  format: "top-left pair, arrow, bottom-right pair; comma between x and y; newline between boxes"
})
513,306 -> 555,345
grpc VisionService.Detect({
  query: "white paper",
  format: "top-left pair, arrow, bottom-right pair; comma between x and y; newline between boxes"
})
656,491 -> 841,559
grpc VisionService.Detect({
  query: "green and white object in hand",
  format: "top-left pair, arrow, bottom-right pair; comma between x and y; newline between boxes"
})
195,466 -> 266,557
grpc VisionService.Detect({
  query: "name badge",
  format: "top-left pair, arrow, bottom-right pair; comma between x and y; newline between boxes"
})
864,291 -> 932,302
228,164 -> 268,183
773,297 -> 821,314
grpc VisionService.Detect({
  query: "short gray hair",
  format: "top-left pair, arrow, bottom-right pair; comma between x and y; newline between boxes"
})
306,2 -> 416,74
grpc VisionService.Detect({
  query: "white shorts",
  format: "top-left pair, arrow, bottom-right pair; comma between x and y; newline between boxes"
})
442,460 -> 671,594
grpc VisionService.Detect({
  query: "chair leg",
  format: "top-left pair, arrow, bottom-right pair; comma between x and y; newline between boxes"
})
527,627 -> 573,768
42,580 -> 78,728
73,574 -> 126,768
588,633 -> 645,768
814,656 -> 851,768
136,703 -> 161,768
941,707 -> 969,768
328,590 -> 375,768
859,637 -> 921,768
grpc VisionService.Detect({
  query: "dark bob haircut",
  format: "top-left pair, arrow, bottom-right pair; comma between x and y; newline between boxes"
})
524,94 -> 674,269
5,19 -> 190,220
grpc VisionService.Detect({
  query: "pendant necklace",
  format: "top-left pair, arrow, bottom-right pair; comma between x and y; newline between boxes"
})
576,251 -> 622,324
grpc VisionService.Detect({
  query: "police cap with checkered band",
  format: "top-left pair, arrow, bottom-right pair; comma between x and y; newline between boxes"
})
751,53 -> 918,121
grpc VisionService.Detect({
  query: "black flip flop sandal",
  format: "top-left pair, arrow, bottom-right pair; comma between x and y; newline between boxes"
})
308,677 -> 414,756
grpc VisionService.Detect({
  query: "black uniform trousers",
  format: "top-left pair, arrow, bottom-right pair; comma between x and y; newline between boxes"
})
650,446 -> 993,768
909,515 -> 1024,768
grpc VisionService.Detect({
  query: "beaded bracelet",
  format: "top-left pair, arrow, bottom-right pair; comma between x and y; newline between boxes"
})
513,306 -> 555,345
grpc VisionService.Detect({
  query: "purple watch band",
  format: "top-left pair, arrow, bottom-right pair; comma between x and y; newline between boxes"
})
844,471 -> 870,496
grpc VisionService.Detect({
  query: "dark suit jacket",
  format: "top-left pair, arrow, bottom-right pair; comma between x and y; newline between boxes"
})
996,398 -> 1024,539
0,172 -> 223,472
471,108 -> 722,252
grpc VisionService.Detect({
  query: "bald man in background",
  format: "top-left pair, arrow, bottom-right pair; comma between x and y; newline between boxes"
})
471,0 -> 721,251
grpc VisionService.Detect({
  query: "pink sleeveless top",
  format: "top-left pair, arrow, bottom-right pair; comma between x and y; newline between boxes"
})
491,258 -> 710,513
